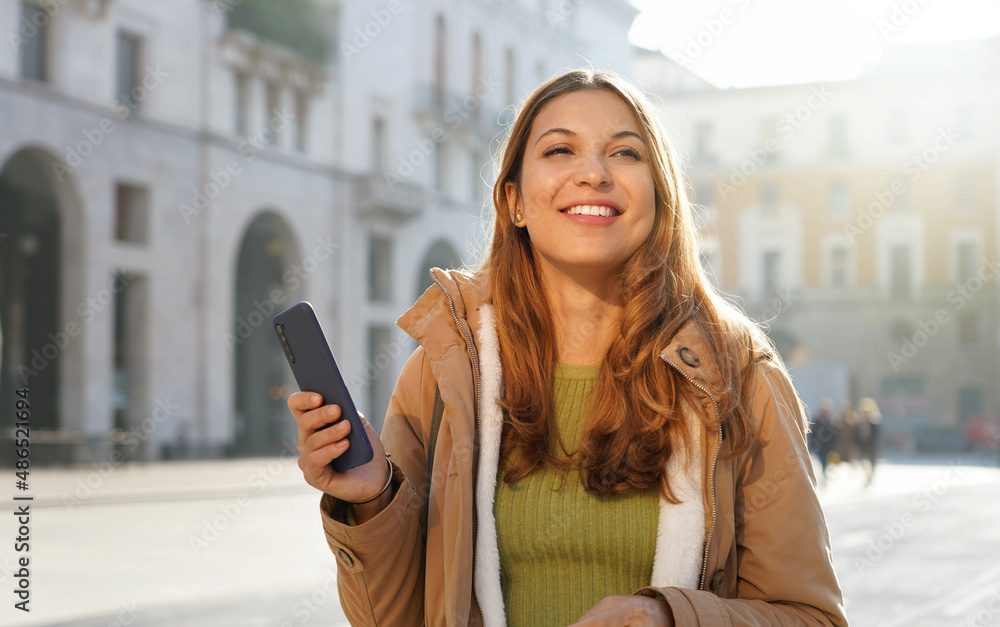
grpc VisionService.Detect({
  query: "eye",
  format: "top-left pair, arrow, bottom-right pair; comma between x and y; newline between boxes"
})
613,147 -> 642,160
542,145 -> 570,157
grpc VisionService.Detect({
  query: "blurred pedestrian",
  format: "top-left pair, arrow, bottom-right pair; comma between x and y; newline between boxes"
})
856,398 -> 882,487
834,401 -> 858,471
809,398 -> 837,480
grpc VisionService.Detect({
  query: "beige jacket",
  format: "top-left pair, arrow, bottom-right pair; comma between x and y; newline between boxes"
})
319,269 -> 848,626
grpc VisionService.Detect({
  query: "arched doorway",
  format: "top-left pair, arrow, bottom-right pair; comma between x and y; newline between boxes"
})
415,239 -> 463,298
0,149 -> 64,436
231,211 -> 303,456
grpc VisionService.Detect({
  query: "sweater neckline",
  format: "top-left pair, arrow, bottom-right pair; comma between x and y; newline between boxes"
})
552,363 -> 601,379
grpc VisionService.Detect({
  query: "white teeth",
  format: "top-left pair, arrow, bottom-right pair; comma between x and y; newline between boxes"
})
565,205 -> 616,217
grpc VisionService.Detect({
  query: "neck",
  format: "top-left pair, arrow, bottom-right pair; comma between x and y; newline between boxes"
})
539,264 -> 623,366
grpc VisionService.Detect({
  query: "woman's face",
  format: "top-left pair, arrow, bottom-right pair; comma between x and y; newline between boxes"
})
507,89 -> 656,282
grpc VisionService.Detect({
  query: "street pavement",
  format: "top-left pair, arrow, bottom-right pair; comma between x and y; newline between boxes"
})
820,454 -> 1000,626
1,452 -> 998,626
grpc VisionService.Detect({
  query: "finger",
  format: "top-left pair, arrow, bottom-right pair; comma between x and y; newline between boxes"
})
304,417 -> 351,454
304,440 -> 349,476
298,404 -> 342,444
288,392 -> 323,418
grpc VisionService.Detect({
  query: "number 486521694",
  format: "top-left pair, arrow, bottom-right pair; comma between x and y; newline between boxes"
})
14,388 -> 30,479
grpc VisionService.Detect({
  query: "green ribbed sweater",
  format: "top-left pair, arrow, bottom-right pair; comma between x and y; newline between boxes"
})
494,363 -> 659,627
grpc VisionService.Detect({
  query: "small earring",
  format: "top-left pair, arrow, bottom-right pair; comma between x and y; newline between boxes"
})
514,212 -> 523,224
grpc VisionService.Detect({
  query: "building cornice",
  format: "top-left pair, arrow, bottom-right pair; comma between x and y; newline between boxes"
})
219,29 -> 327,96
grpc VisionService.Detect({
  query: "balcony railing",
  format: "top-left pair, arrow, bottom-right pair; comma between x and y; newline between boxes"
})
354,172 -> 426,220
412,83 -> 504,138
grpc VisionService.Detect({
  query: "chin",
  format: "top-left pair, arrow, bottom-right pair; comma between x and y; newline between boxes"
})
560,255 -> 629,272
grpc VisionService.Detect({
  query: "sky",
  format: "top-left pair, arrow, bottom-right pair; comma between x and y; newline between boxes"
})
628,0 -> 1000,88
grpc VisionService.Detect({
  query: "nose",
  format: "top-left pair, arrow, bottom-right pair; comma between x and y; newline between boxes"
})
575,153 -> 612,189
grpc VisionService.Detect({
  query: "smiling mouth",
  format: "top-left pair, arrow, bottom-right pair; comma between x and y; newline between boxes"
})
561,205 -> 621,217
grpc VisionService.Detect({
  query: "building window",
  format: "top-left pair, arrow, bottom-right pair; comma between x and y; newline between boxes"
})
958,313 -> 978,345
434,14 -> 446,107
470,149 -> 484,201
761,182 -> 778,216
889,244 -> 912,300
955,169 -> 976,211
19,2 -> 49,82
435,144 -> 447,193
956,104 -> 975,139
890,182 -> 910,213
469,33 -> 482,120
112,272 -> 148,447
829,247 -> 848,287
829,181 -> 849,217
294,90 -> 308,152
265,82 -> 281,145
368,235 -> 393,302
371,116 -> 386,171
956,241 -> 978,282
115,183 -> 149,243
693,181 -> 714,227
470,33 -> 482,94
234,72 -> 249,135
829,115 -> 848,157
695,122 -> 714,164
762,250 -> 781,296
504,48 -> 516,106
888,109 -> 906,142
694,182 -> 713,207
958,386 -> 983,421
116,31 -> 144,110
367,325 -> 395,433
760,117 -> 780,162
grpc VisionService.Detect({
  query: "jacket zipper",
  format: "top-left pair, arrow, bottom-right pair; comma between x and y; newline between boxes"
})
660,355 -> 722,591
429,269 -> 485,626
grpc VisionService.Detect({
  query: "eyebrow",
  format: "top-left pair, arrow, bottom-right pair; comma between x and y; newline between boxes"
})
532,128 -> 645,148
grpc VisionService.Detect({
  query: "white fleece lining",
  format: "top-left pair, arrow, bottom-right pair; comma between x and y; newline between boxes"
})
473,304 -> 506,627
473,304 -> 705,626
650,401 -> 705,588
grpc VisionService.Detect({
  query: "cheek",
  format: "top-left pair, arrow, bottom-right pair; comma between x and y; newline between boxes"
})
524,169 -> 570,211
636,175 -> 657,217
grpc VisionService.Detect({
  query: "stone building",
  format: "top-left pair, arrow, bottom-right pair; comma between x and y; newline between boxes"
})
0,0 -> 636,463
640,39 -> 1000,450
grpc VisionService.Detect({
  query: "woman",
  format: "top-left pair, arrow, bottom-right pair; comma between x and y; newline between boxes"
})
289,69 -> 847,626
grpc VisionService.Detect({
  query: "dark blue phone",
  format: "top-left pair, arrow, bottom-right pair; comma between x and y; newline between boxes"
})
273,301 -> 374,472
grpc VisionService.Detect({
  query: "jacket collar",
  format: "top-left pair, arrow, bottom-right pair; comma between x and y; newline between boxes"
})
398,267 -> 727,405
659,320 -> 728,409
397,267 -> 488,358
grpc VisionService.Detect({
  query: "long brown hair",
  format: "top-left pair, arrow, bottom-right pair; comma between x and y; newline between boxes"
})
481,69 -> 776,499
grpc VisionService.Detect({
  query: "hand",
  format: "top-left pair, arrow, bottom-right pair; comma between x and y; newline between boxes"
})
568,595 -> 674,627
288,392 -> 392,517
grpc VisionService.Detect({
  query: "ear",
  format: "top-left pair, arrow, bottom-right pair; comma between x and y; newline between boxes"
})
505,181 -> 522,223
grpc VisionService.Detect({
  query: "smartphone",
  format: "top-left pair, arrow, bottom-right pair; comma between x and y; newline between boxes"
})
273,301 -> 374,472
